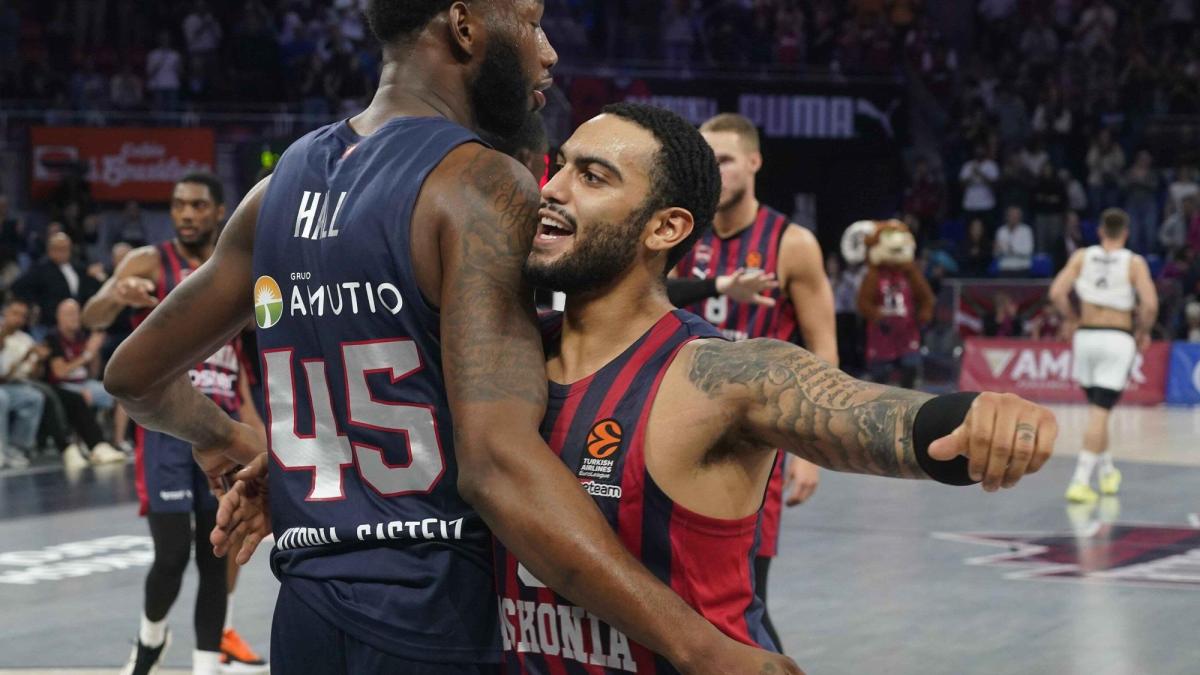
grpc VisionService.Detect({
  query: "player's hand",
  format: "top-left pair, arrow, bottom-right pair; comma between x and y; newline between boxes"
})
1058,318 -> 1077,342
211,453 -> 271,565
682,635 -> 804,675
927,392 -> 1057,492
1135,329 -> 1151,352
784,457 -> 820,506
716,268 -> 779,307
114,276 -> 159,308
193,419 -> 268,486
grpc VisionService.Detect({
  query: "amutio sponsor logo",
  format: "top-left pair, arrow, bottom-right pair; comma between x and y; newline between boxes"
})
254,274 -> 406,328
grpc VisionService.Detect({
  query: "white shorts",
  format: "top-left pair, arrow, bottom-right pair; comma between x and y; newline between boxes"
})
1072,328 -> 1136,391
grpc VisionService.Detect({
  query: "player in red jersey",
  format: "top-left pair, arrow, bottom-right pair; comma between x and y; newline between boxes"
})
669,113 -> 836,648
500,103 -> 1056,673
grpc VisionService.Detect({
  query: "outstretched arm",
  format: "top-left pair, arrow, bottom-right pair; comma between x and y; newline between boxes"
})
81,246 -> 160,329
688,339 -> 1056,491
440,147 -> 796,675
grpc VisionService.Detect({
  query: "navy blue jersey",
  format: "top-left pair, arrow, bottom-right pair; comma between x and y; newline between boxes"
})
496,311 -> 778,674
252,116 -> 497,663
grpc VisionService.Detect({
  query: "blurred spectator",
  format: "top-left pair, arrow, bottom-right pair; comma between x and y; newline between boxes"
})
1018,14 -> 1058,69
1076,0 -> 1117,55
1031,164 -> 1067,253
922,302 -> 961,384
1184,301 -> 1200,342
956,217 -> 992,277
0,299 -> 46,470
183,1 -> 222,97
994,206 -> 1034,275
44,298 -> 121,466
959,145 -> 999,227
299,53 -> 331,117
1086,128 -> 1125,213
103,200 -> 149,251
1122,150 -> 1160,254
1051,210 -> 1085,272
994,87 -> 1030,153
996,154 -> 1032,217
1031,86 -> 1072,166
828,252 -> 864,373
983,292 -> 1025,337
109,62 -> 145,110
11,233 -> 101,329
662,0 -> 697,68
1063,168 -> 1089,214
903,157 -> 945,233
146,30 -> 182,111
0,194 -> 23,286
1168,165 -> 1199,213
68,61 -> 107,111
1016,138 -> 1050,181
1159,195 -> 1197,257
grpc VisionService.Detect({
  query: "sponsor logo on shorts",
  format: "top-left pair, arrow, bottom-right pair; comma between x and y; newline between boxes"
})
159,489 -> 192,502
254,276 -> 284,329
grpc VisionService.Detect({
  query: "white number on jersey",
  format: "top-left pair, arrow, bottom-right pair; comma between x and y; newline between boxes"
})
264,339 -> 445,500
704,295 -> 729,324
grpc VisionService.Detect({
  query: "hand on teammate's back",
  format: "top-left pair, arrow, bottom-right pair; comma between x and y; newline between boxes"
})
210,452 -> 271,565
927,392 -> 1057,492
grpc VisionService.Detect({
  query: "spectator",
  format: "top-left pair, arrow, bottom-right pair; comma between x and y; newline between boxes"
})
983,292 -> 1025,337
109,62 -> 145,110
1123,150 -> 1160,254
1076,0 -> 1117,55
0,194 -> 23,286
1168,165 -> 1199,213
957,217 -> 993,277
1017,137 -> 1051,181
959,144 -> 1000,227
11,232 -> 102,330
1063,168 -> 1089,213
1051,210 -> 1085,271
828,253 -> 864,373
903,156 -> 945,232
183,1 -> 223,97
922,303 -> 961,384
0,299 -> 45,470
146,30 -> 183,111
994,206 -> 1034,275
1018,14 -> 1059,69
996,154 -> 1033,218
1159,194 -> 1197,257
994,87 -> 1030,153
1184,301 -> 1200,342
1031,164 -> 1067,253
104,200 -> 149,251
68,61 -> 107,111
1086,128 -> 1125,213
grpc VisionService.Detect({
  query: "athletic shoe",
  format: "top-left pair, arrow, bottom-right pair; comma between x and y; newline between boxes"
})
1,448 -> 30,470
1065,481 -> 1098,503
1098,468 -> 1122,496
90,442 -> 127,464
117,440 -> 134,454
119,630 -> 171,675
220,627 -> 267,671
62,443 -> 90,471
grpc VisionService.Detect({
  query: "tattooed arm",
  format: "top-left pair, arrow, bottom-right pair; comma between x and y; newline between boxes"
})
432,146 -> 798,675
687,338 -> 1056,488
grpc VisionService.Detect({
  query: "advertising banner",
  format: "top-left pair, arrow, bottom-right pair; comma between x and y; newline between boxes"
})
958,338 -> 1169,405
30,127 -> 216,202
1165,342 -> 1200,405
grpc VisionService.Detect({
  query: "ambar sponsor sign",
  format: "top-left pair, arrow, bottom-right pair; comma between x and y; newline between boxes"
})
959,337 -> 1169,404
30,126 -> 215,202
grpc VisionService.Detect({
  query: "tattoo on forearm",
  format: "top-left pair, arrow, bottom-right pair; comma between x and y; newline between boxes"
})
689,339 -> 932,479
442,148 -> 546,407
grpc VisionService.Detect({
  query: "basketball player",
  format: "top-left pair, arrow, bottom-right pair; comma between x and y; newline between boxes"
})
670,112 -> 836,648
82,173 -> 267,673
105,2 -> 797,673
499,103 -> 1057,673
1049,208 -> 1158,503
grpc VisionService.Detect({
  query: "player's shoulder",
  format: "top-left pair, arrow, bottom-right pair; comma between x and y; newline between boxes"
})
116,244 -> 164,277
425,142 -> 539,223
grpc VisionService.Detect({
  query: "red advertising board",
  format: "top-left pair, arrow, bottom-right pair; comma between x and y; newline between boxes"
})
958,338 -> 1169,405
30,127 -> 215,202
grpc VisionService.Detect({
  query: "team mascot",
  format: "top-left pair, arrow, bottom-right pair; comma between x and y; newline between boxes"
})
855,219 -> 934,388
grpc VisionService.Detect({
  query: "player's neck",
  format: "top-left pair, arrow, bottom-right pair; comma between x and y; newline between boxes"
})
553,275 -> 674,384
351,59 -> 475,136
712,194 -> 759,239
172,238 -> 214,266
1099,239 -> 1124,252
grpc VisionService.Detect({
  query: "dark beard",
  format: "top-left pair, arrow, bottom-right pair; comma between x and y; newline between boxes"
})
718,187 -> 745,212
524,201 -> 656,295
471,33 -> 531,137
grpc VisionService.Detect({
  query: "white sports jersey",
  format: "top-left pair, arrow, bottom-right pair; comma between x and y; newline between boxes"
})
1074,245 -> 1135,311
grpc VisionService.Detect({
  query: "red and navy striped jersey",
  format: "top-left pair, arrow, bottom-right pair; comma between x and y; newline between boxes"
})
495,310 -> 778,674
673,204 -> 799,343
135,241 -> 241,414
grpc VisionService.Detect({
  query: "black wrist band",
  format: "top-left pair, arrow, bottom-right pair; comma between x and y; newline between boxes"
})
912,391 -> 980,486
666,277 -> 719,307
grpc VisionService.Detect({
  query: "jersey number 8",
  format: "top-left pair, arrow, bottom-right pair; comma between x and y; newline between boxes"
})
264,339 -> 445,501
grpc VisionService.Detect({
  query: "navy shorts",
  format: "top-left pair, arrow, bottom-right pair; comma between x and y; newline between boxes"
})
271,579 -> 501,674
136,426 -> 217,515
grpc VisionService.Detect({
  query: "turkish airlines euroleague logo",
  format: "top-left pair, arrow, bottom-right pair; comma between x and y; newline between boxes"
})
586,419 -> 623,459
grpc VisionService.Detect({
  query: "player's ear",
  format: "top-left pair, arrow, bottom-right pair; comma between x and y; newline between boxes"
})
447,1 -> 477,57
645,207 -> 694,255
748,151 -> 763,174
216,204 -> 227,222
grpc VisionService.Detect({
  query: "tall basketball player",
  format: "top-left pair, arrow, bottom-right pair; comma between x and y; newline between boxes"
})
671,113 -> 836,648
1049,208 -> 1159,503
500,103 -> 1057,673
105,2 -> 796,673
83,173 -> 267,674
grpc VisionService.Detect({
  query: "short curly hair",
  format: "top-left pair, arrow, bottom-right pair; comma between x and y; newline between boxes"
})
365,0 -> 455,46
601,102 -> 720,271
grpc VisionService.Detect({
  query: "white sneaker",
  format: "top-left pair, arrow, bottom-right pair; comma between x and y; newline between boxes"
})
1,448 -> 30,470
90,442 -> 127,464
63,443 -> 90,470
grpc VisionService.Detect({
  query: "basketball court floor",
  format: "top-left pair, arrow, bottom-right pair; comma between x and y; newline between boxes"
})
1,403 -> 1197,674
